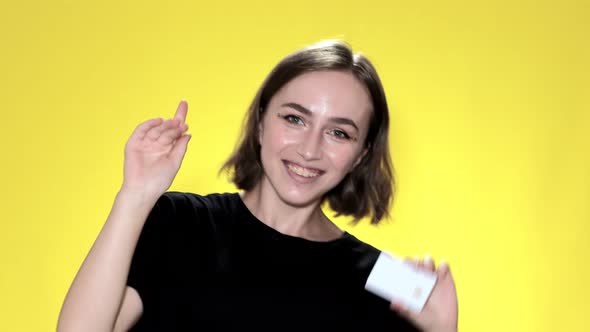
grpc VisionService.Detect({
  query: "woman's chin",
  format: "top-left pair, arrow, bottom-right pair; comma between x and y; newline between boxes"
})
277,190 -> 324,208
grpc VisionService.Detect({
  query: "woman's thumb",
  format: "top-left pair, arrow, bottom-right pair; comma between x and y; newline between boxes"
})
171,134 -> 191,162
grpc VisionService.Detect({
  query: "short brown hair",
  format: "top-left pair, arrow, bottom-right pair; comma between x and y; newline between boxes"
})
221,40 -> 394,225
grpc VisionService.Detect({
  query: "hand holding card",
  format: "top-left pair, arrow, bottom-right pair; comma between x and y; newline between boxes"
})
365,251 -> 437,313
365,252 -> 459,332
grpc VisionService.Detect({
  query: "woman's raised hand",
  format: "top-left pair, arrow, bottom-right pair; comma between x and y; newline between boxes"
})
121,100 -> 191,199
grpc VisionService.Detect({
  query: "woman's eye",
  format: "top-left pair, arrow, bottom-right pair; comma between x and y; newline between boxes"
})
329,129 -> 352,140
283,114 -> 304,125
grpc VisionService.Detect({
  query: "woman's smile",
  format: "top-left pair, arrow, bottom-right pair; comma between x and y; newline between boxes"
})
283,160 -> 325,183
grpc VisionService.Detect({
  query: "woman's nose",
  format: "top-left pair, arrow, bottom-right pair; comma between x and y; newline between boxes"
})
296,131 -> 323,161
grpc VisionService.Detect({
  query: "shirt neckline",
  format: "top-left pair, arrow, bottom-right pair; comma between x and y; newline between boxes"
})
231,192 -> 353,247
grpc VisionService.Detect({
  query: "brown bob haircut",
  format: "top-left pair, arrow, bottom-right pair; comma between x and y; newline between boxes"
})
221,40 -> 394,225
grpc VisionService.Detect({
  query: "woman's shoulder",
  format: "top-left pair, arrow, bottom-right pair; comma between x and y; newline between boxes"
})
343,231 -> 381,254
155,191 -> 241,219
160,191 -> 238,208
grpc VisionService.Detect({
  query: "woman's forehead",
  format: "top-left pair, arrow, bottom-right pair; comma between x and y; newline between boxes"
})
270,70 -> 373,120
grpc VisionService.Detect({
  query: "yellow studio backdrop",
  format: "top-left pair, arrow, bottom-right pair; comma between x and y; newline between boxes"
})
0,0 -> 588,331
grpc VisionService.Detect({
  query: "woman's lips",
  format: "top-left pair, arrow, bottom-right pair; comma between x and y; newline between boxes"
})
283,161 -> 324,181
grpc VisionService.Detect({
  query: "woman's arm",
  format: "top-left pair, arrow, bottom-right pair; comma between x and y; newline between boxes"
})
57,190 -> 157,332
57,101 -> 191,331
113,286 -> 143,332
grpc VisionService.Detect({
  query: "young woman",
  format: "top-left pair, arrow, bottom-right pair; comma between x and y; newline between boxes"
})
58,40 -> 458,332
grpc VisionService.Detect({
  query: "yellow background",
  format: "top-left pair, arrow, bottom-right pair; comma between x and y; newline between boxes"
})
1,0 -> 588,331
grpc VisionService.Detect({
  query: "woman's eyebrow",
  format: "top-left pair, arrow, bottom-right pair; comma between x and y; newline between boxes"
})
280,102 -> 359,131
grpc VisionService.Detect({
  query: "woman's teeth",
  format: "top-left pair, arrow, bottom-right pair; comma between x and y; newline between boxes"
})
287,163 -> 320,178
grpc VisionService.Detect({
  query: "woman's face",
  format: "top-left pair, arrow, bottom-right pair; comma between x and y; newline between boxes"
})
258,70 -> 372,207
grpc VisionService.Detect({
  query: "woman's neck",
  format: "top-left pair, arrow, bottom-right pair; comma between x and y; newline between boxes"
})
240,182 -> 343,241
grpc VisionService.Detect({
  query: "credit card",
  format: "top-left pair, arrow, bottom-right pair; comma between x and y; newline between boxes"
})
365,251 -> 437,312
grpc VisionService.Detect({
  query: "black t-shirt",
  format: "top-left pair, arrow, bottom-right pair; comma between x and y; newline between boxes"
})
127,192 -> 420,331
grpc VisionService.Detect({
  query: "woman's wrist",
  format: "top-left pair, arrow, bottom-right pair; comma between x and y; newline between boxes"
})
117,186 -> 161,205
113,188 -> 160,219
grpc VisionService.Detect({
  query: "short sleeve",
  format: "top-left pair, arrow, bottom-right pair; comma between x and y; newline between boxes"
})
126,193 -> 176,308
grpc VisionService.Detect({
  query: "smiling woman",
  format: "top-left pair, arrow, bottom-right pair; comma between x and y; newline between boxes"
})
222,42 -> 394,225
57,40 -> 458,332
242,70 -> 374,224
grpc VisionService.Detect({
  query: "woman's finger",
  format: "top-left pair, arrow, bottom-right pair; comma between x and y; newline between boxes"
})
423,254 -> 435,272
402,257 -> 420,271
158,123 -> 188,145
413,256 -> 421,269
170,133 -> 192,165
402,257 -> 414,268
174,100 -> 188,123
130,118 -> 163,142
145,118 -> 179,141
437,260 -> 450,278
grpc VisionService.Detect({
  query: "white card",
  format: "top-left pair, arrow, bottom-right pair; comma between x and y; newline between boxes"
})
364,251 -> 437,313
